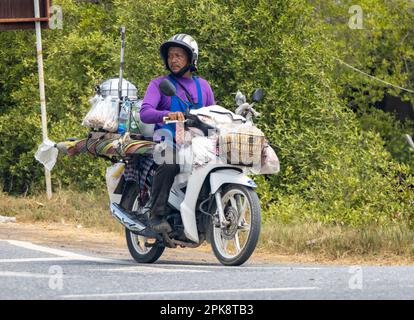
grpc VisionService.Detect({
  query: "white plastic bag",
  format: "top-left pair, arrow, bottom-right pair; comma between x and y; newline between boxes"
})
34,138 -> 58,171
260,144 -> 280,174
192,136 -> 217,166
177,145 -> 193,173
190,105 -> 245,125
82,95 -> 119,132
131,100 -> 155,137
105,163 -> 125,204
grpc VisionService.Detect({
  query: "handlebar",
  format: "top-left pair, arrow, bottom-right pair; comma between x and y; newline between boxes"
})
163,114 -> 215,136
162,116 -> 187,125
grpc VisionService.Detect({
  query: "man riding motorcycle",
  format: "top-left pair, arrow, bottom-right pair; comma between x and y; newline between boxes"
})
139,34 -> 216,233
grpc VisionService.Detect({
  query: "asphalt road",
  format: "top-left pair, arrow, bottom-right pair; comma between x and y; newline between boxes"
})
1,238 -> 414,300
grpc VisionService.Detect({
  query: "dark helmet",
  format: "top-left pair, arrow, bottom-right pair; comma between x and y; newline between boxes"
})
160,34 -> 199,73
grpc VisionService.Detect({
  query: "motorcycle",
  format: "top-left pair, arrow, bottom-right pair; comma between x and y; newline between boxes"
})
34,26 -> 277,266
110,79 -> 274,266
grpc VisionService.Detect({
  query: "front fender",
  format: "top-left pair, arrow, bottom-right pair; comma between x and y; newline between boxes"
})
179,165 -> 256,244
210,169 -> 257,194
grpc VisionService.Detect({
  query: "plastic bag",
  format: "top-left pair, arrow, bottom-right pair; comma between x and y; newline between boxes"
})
192,136 -> 217,166
177,144 -> 193,173
34,138 -> 58,171
82,95 -> 119,132
105,163 -> 125,204
190,105 -> 245,125
260,143 -> 280,174
131,100 -> 155,137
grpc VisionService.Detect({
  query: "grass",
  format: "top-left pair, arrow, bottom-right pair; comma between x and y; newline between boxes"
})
0,188 -> 123,234
261,220 -> 414,261
1,189 -> 414,261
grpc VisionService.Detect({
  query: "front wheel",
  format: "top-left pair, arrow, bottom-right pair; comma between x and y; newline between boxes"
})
209,185 -> 261,266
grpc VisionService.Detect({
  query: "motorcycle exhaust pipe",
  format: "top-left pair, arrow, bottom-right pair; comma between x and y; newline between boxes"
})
110,203 -> 159,239
110,202 -> 146,232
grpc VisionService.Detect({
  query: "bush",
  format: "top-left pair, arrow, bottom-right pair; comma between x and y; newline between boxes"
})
358,108 -> 414,169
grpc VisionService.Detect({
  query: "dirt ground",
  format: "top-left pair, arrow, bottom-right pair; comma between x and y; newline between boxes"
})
1,221 -> 413,266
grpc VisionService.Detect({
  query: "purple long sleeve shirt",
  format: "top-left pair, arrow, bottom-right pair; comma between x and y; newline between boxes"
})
140,75 -> 215,125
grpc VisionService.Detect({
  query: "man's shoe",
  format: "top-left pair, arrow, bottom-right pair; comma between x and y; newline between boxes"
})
149,217 -> 172,234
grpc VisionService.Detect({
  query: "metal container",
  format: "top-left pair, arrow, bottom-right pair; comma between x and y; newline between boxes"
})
98,78 -> 138,99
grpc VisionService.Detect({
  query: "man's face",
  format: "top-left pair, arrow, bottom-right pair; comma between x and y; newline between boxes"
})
168,47 -> 189,73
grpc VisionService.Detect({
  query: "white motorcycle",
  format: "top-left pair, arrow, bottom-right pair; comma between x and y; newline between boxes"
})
111,80 -> 272,266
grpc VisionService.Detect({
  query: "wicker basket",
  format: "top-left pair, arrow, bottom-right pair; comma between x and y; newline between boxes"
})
218,126 -> 265,166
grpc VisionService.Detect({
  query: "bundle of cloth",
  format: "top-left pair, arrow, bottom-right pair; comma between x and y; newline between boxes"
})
58,132 -> 156,189
35,132 -> 155,175
55,132 -> 155,158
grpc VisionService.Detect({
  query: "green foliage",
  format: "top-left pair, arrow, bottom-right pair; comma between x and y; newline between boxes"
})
309,0 -> 414,106
0,0 -> 116,194
358,108 -> 414,167
0,0 -> 413,229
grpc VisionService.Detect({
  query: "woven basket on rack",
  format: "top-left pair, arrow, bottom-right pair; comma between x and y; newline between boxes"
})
218,125 -> 265,166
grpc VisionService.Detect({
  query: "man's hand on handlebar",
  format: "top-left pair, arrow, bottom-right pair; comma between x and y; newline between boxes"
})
162,112 -> 215,136
167,111 -> 185,122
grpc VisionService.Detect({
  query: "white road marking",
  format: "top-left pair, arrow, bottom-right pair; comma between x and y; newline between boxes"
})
0,271 -> 50,278
0,240 -> 133,265
94,266 -> 209,273
0,240 -> 322,271
0,257 -> 74,263
94,265 -> 320,273
154,263 -> 322,271
63,287 -> 321,299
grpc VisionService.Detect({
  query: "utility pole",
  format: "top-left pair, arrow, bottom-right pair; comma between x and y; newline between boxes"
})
34,0 -> 52,199
0,0 -> 53,198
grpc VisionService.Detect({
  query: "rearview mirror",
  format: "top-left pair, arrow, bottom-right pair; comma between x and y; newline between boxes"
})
159,79 -> 176,97
252,88 -> 264,103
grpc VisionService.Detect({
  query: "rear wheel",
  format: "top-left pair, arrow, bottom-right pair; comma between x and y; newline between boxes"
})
209,184 -> 261,266
121,183 -> 164,263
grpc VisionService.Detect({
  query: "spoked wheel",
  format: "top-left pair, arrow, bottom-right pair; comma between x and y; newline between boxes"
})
122,184 -> 164,264
125,229 -> 163,263
210,184 -> 261,266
